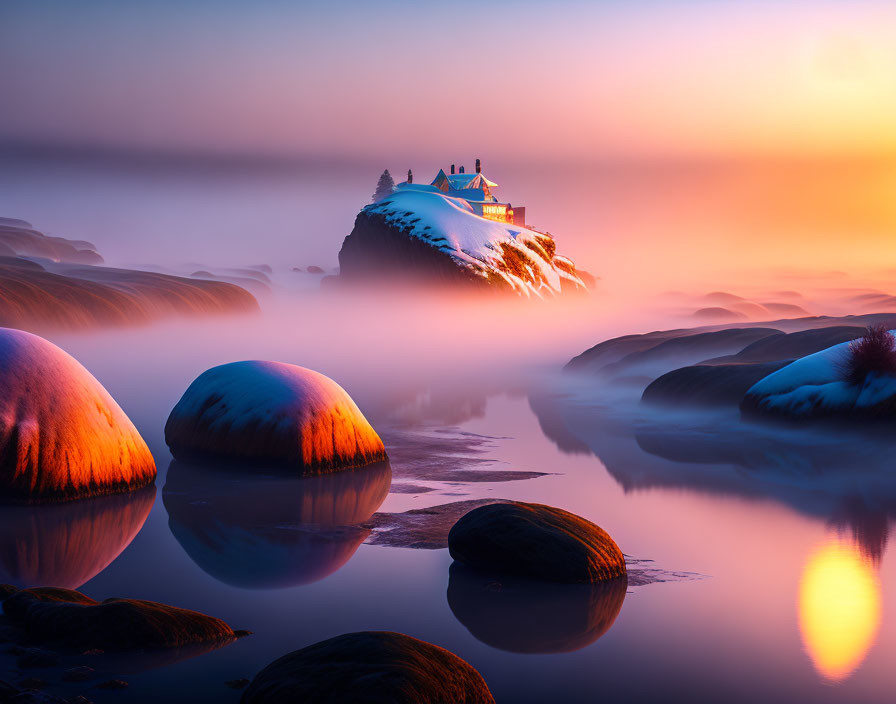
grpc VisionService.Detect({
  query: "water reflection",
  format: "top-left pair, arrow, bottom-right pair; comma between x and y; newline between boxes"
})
0,486 -> 155,589
798,538 -> 882,682
447,564 -> 627,654
162,461 -> 391,589
529,390 -> 896,561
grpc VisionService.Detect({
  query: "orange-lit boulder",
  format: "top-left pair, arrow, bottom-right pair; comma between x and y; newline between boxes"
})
165,361 -> 387,473
0,328 -> 156,502
241,631 -> 494,704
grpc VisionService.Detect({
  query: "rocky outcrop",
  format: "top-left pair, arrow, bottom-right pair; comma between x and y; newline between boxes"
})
240,631 -> 494,704
1,586 -> 240,650
0,329 -> 156,502
448,502 -> 626,583
0,259 -> 259,332
338,188 -> 586,297
165,361 -> 387,472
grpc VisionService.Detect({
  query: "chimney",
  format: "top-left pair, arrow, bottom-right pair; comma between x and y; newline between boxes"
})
407,169 -> 413,184
475,158 -> 481,174
459,165 -> 465,174
450,164 -> 455,175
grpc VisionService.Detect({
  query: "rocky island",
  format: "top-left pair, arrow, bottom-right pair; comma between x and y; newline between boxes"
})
338,161 -> 590,297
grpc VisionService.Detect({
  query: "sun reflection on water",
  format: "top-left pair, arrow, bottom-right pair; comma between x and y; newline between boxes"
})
798,538 -> 882,683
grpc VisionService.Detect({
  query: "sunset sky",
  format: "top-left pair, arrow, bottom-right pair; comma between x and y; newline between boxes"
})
2,0 -> 896,162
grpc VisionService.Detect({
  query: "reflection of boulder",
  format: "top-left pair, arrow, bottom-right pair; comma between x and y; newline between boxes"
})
447,564 -> 626,653
0,486 -> 155,589
165,361 -> 387,472
0,328 -> 157,502
241,631 -> 495,704
163,461 -> 391,588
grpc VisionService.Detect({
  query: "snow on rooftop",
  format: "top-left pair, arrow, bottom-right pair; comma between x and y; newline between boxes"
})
365,187 -> 582,297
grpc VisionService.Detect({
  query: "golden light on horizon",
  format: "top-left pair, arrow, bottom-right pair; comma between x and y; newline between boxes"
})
798,538 -> 882,683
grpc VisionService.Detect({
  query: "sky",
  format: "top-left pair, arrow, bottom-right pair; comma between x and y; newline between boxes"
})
3,0 -> 896,162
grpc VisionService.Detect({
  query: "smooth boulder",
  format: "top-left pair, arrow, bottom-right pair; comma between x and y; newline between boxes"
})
165,361 -> 387,472
1,586 -> 239,650
0,328 -> 156,502
240,631 -> 494,704
448,502 -> 626,583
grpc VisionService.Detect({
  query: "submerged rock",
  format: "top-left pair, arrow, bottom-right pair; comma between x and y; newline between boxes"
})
240,631 -> 494,704
165,361 -> 387,472
0,586 -> 239,651
447,563 -> 626,653
448,502 -> 626,583
0,329 -> 156,502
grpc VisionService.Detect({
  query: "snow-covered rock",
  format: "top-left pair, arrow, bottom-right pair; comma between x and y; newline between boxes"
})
338,186 -> 587,297
165,361 -> 387,472
0,328 -> 157,501
741,332 -> 896,420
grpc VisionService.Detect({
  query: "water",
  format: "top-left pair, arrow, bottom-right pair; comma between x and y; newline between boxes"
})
0,157 -> 895,702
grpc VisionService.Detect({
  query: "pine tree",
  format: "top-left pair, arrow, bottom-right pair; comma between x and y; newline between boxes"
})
372,169 -> 395,202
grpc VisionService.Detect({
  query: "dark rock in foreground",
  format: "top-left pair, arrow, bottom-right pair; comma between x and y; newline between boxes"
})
642,360 -> 791,407
240,631 -> 494,704
1,586 -> 239,651
448,502 -> 626,583
447,563 -> 626,653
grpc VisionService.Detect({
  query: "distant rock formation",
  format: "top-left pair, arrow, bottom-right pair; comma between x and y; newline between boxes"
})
338,188 -> 587,297
0,217 -> 259,331
165,361 -> 387,472
0,217 -> 103,264
0,329 -> 157,502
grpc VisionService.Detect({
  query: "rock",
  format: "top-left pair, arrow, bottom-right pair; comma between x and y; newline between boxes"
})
226,679 -> 250,690
306,265 -> 325,274
741,332 -> 896,421
291,267 -> 303,273
642,361 -> 791,407
61,667 -> 95,682
446,563 -> 626,653
0,486 -> 154,588
163,460 -> 391,588
338,187 -> 586,297
0,329 -> 157,502
96,680 -> 128,690
448,502 -> 625,583
165,361 -> 387,472
240,631 -> 494,704
0,220 -> 102,264
1,587 -> 238,651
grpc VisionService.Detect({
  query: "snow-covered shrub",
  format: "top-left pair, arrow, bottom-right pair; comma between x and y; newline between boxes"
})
841,324 -> 896,386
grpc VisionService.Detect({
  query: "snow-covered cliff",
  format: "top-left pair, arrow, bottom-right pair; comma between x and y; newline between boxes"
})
338,186 -> 588,297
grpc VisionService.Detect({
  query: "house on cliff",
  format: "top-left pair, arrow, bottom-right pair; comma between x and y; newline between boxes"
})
398,159 -> 525,226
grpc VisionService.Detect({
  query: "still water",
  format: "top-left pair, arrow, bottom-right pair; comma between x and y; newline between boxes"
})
0,305 -> 886,704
